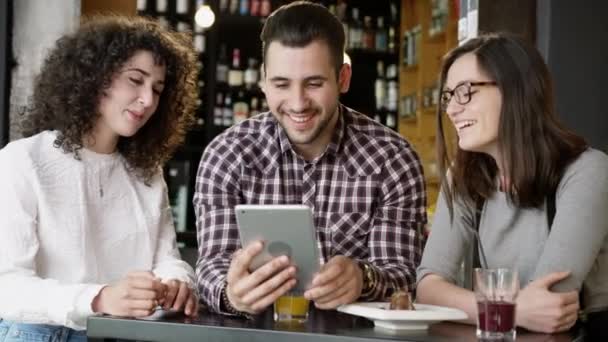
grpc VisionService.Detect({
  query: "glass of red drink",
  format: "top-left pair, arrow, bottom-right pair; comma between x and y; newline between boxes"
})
474,268 -> 518,341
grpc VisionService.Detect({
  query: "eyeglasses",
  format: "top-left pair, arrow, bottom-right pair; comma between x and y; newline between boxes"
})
440,81 -> 497,110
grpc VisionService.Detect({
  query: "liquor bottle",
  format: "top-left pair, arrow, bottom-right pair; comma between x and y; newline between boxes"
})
229,0 -> 239,14
250,96 -> 260,117
362,16 -> 375,50
214,92 -> 224,126
176,0 -> 189,15
374,61 -> 386,122
348,8 -> 363,49
388,26 -> 396,53
413,25 -> 422,65
219,0 -> 229,13
194,34 -> 205,53
375,17 -> 388,52
336,0 -> 349,48
244,58 -> 259,89
233,90 -> 250,124
156,0 -> 168,13
166,160 -> 190,232
260,0 -> 271,17
227,48 -> 244,87
176,21 -> 191,33
239,0 -> 249,15
223,92 -> 234,127
137,0 -> 147,12
387,1 -> 398,53
216,44 -> 229,84
250,0 -> 260,16
386,64 -> 398,130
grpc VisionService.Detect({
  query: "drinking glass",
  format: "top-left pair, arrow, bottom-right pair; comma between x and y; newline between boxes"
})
474,268 -> 519,341
273,291 -> 310,323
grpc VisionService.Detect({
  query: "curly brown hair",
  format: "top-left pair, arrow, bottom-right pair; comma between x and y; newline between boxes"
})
20,14 -> 199,182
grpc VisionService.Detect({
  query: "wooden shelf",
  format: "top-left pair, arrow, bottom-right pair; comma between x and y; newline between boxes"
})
426,31 -> 446,44
398,0 -> 457,209
400,116 -> 417,124
402,64 -> 419,72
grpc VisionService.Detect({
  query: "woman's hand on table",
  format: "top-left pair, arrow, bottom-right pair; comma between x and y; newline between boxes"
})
162,278 -> 199,317
92,271 -> 167,317
516,271 -> 579,333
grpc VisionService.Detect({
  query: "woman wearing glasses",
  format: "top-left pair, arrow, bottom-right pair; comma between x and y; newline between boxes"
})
416,33 -> 608,334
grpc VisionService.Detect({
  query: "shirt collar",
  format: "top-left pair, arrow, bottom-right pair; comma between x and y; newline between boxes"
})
276,104 -> 346,161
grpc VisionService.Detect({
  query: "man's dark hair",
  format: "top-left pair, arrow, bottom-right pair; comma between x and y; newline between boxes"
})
21,15 -> 198,182
260,1 -> 345,77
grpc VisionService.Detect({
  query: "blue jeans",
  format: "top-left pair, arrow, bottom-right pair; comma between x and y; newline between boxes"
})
0,319 -> 87,342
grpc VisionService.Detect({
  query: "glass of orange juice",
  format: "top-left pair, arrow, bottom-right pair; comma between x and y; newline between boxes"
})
273,291 -> 310,323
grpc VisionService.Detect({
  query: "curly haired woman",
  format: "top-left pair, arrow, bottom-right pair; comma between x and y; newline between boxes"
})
0,15 -> 199,340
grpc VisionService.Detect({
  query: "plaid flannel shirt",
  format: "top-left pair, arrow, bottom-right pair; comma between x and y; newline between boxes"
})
194,105 -> 427,314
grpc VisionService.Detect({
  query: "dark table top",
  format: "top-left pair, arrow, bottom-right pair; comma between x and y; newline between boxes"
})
87,308 -> 579,342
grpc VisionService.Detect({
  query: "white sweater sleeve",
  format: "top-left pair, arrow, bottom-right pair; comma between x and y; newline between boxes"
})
151,176 -> 196,288
0,145 -> 104,329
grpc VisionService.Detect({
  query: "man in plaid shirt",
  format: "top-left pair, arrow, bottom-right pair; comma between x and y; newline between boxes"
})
194,1 -> 427,317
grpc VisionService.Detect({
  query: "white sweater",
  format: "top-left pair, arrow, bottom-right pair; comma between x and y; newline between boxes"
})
0,131 -> 195,330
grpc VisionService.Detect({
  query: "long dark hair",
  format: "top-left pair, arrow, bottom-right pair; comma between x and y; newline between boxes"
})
20,15 -> 198,182
436,33 -> 587,217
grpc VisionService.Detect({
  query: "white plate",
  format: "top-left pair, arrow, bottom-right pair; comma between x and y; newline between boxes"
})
337,302 -> 467,331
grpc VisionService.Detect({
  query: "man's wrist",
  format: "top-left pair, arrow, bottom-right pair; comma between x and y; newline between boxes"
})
357,260 -> 378,300
221,284 -> 253,319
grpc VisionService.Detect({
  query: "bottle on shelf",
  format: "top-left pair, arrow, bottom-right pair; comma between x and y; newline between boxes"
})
244,58 -> 259,89
386,63 -> 399,130
227,48 -> 244,88
375,17 -> 388,52
137,0 -> 147,12
387,1 -> 398,53
336,0 -> 349,48
229,0 -> 239,14
413,25 -> 422,65
260,0 -> 271,17
219,0 -> 229,13
348,8 -> 363,49
176,20 -> 191,33
176,0 -> 189,15
166,160 -> 190,233
156,0 -> 168,14
214,92 -> 224,127
250,0 -> 260,16
233,90 -> 250,124
216,44 -> 229,84
250,96 -> 260,117
223,92 -> 234,127
239,0 -> 249,15
194,34 -> 205,53
362,16 -> 375,50
374,60 -> 387,124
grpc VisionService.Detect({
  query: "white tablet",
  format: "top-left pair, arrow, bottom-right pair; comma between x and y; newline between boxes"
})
235,204 -> 321,293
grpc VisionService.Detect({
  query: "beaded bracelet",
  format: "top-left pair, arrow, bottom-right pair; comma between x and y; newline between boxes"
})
221,285 -> 253,320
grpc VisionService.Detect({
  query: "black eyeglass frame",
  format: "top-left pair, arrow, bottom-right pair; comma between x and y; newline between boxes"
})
440,81 -> 497,110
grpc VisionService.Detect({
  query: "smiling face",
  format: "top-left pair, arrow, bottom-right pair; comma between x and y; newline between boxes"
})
262,40 -> 351,160
92,50 -> 166,153
444,53 -> 502,159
